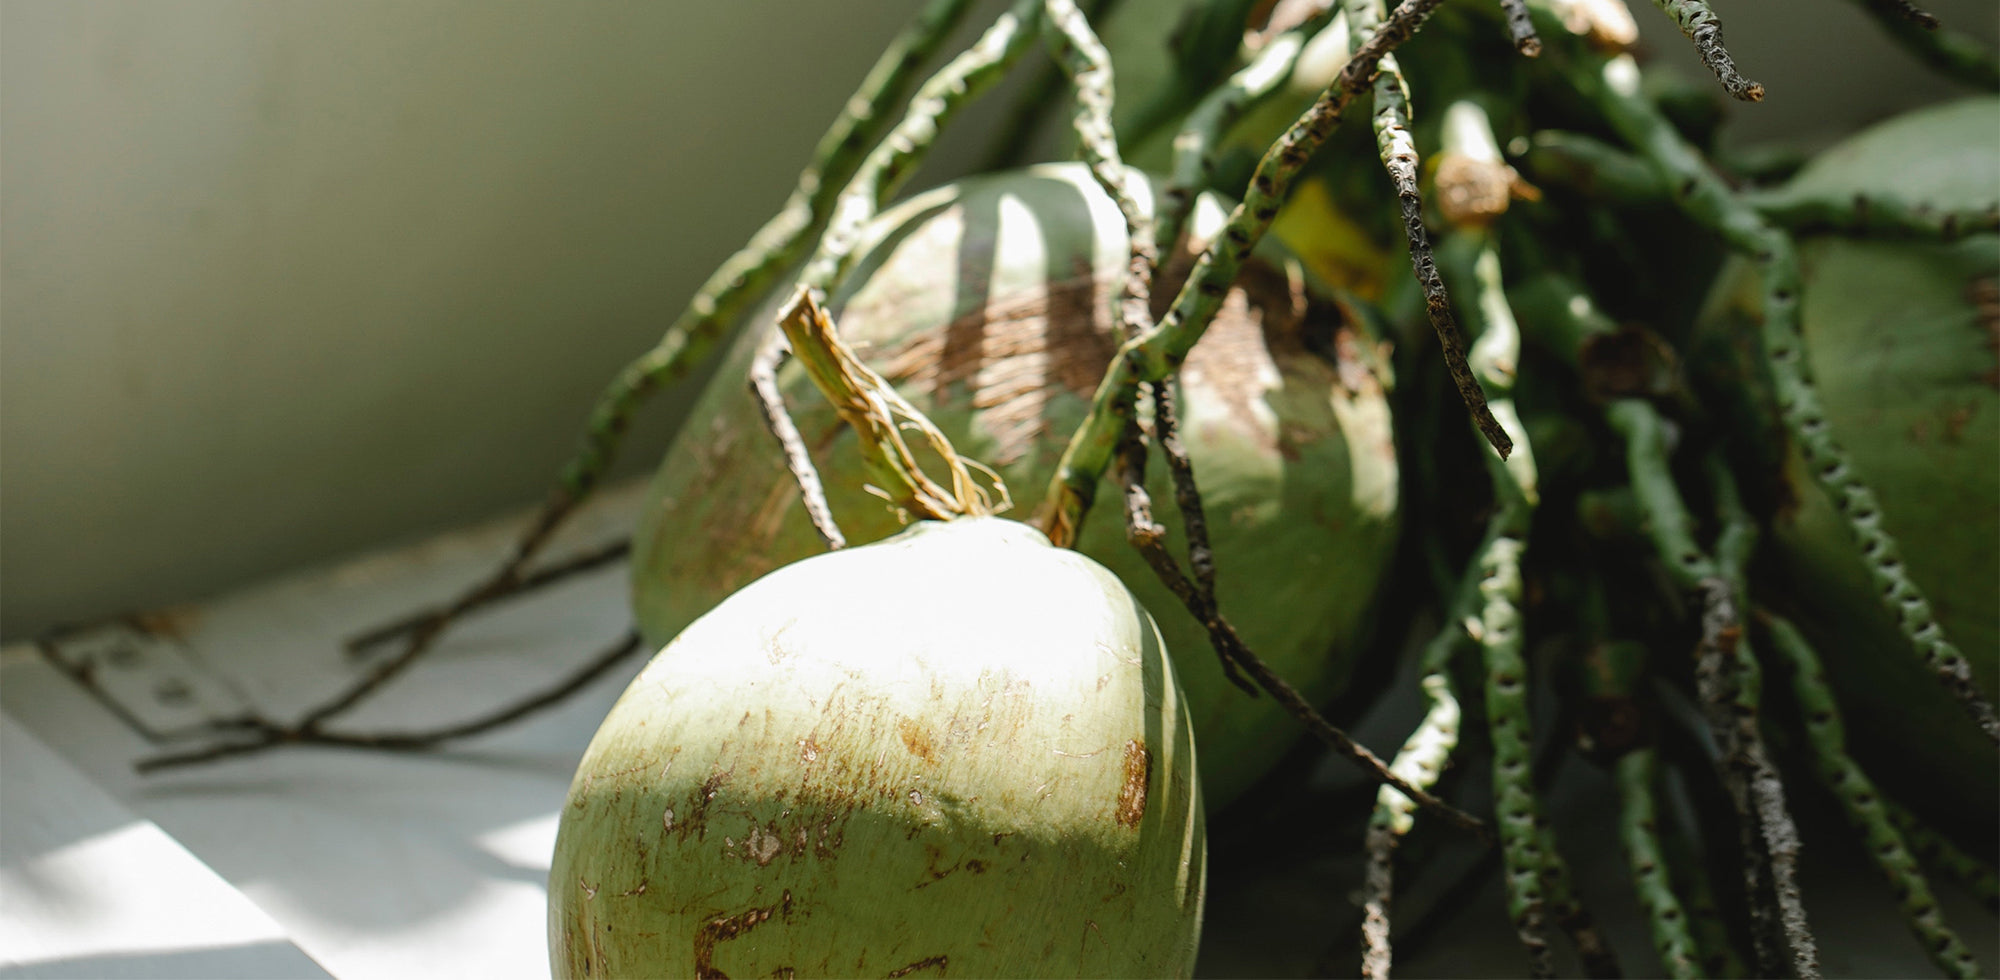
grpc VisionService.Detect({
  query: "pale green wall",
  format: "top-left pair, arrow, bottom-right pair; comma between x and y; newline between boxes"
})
1,0 -> 1016,638
2,0 -> 1993,639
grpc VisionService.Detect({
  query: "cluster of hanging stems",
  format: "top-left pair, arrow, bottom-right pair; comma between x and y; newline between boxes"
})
60,0 -> 1999,974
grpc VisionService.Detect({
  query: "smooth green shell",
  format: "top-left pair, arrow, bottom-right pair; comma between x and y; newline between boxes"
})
630,163 -> 1400,808
1694,97 -> 1998,834
551,517 -> 1205,978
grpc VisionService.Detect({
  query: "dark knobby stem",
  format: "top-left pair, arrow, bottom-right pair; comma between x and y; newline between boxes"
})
1430,133 -> 1573,972
1714,459 -> 1819,980
1041,0 -> 1481,547
1361,818 -> 1400,980
1112,426 -> 1488,836
1362,669 -> 1466,978
1152,384 -> 1219,601
1497,0 -> 1544,54
1646,0 -> 1765,100
136,631 -> 646,773
346,539 -> 631,655
1155,5 -> 1341,259
749,335 -> 845,550
1349,0 -> 1515,466
1689,578 -> 1788,976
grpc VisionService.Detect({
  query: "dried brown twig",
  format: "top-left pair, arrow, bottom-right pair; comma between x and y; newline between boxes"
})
136,632 -> 645,773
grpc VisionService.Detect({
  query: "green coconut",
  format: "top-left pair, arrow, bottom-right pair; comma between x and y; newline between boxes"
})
551,516 -> 1205,978
1691,97 -> 1999,838
630,163 -> 1400,808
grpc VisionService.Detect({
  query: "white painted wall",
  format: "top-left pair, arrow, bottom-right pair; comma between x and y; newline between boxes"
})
2,0 -> 1993,639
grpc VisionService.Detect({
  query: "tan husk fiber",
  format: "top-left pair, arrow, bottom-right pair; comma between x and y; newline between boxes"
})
630,163 -> 1400,807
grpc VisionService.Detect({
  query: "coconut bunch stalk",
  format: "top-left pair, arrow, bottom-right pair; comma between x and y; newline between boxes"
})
133,0 -> 1999,973
551,288 -> 1207,978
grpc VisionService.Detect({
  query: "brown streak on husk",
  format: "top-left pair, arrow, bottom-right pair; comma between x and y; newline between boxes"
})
1114,739 -> 1151,828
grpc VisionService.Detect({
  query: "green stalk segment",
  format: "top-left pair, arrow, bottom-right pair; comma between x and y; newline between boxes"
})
1883,798 -> 2000,911
1764,613 -> 1983,979
1575,51 -> 2000,744
1038,0 -> 1460,546
1616,748 -> 1704,979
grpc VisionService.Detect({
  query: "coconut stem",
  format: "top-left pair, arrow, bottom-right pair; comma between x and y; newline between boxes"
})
1111,428 -> 1491,837
1497,0 -> 1545,54
1616,748 -> 1705,978
1882,797 -> 2000,911
1039,0 -> 1471,546
136,630 -> 648,773
1645,0 -> 1765,100
1762,611 -> 1984,979
1439,184 -> 1570,974
328,0 -> 977,693
749,336 -> 846,550
751,0 -> 1036,533
1744,190 -> 2000,241
1605,395 -> 1820,978
1351,2 -> 1515,465
1157,6 -> 1342,260
1042,0 -> 1157,344
1574,51 -> 2000,747
1842,0 -> 2000,90
775,289 -> 1002,523
1362,671 -> 1464,978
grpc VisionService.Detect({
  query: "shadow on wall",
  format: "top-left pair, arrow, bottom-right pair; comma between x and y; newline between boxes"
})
0,0 -> 1020,641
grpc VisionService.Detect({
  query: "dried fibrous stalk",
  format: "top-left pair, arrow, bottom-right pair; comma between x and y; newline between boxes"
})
775,289 -> 1004,522
749,335 -> 845,550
